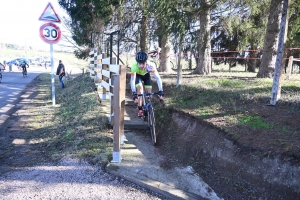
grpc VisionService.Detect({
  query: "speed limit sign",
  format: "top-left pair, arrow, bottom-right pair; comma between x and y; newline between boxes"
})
39,23 -> 61,44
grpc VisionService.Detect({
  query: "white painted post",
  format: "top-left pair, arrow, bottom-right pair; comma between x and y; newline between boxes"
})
50,44 -> 55,106
270,0 -> 289,105
287,56 -> 293,80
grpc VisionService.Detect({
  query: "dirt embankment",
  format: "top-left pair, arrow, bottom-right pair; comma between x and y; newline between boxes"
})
156,110 -> 300,199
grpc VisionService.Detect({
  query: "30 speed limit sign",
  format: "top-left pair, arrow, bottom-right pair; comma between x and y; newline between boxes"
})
39,23 -> 61,44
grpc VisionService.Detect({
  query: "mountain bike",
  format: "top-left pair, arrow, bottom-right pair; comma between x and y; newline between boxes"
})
148,52 -> 160,70
148,52 -> 176,71
137,92 -> 161,145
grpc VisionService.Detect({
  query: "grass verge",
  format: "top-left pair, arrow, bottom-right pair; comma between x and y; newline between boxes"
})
23,72 -> 113,166
154,65 -> 300,160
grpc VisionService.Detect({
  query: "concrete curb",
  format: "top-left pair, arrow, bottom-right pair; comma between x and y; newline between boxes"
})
105,132 -> 203,200
106,165 -> 200,200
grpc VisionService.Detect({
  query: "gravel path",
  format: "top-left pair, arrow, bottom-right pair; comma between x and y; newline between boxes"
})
0,156 -> 169,200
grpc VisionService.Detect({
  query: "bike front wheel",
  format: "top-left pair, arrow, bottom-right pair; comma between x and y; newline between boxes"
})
23,71 -> 27,78
147,106 -> 156,145
0,73 -> 2,83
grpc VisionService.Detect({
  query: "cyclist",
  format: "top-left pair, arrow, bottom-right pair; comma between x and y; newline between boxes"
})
0,62 -> 5,75
0,61 -> 6,70
20,61 -> 29,74
131,51 -> 164,117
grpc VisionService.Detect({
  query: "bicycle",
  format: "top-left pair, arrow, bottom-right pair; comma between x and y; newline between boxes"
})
0,69 -> 2,83
148,52 -> 160,70
137,92 -> 161,145
148,52 -> 176,71
22,67 -> 27,78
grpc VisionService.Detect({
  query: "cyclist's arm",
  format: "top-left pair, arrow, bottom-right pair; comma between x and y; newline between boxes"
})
130,72 -> 137,93
152,70 -> 163,91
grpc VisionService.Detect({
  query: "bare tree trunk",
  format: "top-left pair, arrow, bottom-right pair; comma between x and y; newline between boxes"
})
176,39 -> 183,87
247,45 -> 258,72
136,26 -> 140,53
193,0 -> 211,75
257,0 -> 283,78
140,9 -> 148,52
160,33 -> 172,72
270,0 -> 290,105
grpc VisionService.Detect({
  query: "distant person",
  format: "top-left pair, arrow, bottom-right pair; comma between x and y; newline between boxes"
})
0,61 -> 5,72
1,61 -> 6,70
20,61 -> 29,73
56,60 -> 65,89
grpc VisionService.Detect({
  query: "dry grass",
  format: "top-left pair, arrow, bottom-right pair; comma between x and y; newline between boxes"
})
11,73 -> 113,166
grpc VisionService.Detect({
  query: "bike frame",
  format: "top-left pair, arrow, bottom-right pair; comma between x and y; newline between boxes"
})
138,92 -> 159,145
139,92 -> 157,117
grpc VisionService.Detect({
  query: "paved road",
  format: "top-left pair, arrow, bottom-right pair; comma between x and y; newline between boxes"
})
0,65 -> 47,122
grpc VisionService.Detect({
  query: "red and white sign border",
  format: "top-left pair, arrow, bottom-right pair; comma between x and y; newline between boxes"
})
39,22 -> 61,44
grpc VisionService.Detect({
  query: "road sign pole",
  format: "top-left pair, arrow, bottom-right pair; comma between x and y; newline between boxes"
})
39,2 -> 61,106
50,44 -> 56,106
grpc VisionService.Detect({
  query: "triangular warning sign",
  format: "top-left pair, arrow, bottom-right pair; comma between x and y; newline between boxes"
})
39,2 -> 61,23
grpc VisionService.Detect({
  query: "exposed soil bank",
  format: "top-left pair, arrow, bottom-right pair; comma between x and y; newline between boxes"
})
157,110 -> 300,199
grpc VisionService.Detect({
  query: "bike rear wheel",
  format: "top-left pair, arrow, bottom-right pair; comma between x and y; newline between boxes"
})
147,106 -> 156,145
23,70 -> 27,78
0,73 -> 2,83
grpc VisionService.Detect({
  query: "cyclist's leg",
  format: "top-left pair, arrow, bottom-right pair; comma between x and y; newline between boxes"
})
135,75 -> 144,116
143,73 -> 152,94
135,75 -> 144,106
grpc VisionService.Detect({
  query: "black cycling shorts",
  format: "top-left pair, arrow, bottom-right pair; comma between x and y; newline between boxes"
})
135,73 -> 152,87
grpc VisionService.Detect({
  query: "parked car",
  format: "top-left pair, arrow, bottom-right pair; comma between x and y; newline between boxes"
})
6,58 -> 30,67
30,57 -> 44,66
16,58 -> 29,64
6,59 -> 22,66
6,59 -> 19,66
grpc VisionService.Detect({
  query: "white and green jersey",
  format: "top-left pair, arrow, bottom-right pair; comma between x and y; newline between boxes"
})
130,62 -> 156,75
130,62 -> 163,93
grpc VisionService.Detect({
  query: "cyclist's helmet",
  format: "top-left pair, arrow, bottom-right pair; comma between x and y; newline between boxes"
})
135,51 -> 148,63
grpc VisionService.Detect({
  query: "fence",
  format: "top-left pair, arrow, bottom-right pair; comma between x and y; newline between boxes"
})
89,49 -> 126,163
287,56 -> 300,79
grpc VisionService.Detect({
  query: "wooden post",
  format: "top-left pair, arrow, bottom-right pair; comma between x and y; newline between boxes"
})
94,52 -> 98,83
119,65 -> 126,145
111,65 -> 126,163
287,56 -> 293,80
112,74 -> 121,162
101,55 -> 109,101
109,58 -> 117,124
89,49 -> 96,78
